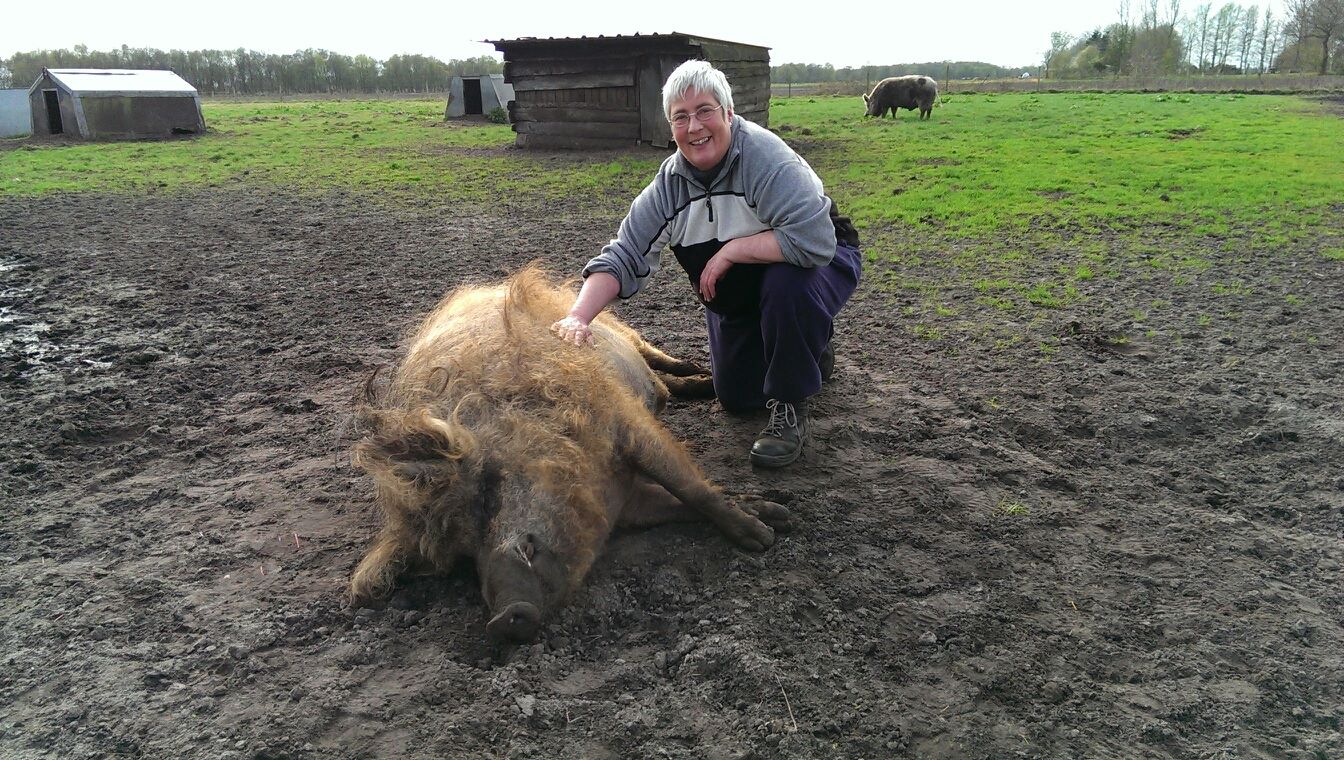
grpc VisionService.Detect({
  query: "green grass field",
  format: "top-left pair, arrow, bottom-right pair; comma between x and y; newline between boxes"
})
8,94 -> 1339,236
781,92 -> 1342,242
768,93 -> 1343,337
0,99 -> 658,203
4,93 -> 1341,342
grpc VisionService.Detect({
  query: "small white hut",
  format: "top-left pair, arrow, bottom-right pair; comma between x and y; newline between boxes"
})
446,74 -> 514,119
28,68 -> 205,140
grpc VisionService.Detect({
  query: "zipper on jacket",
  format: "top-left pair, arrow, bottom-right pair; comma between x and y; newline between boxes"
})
702,153 -> 736,225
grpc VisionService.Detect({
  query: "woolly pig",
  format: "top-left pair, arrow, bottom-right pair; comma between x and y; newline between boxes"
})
349,266 -> 789,642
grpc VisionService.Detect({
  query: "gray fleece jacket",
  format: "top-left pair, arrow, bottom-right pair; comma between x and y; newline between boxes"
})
582,115 -> 839,309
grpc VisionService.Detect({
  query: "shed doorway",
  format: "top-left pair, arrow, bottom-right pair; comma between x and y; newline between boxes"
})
637,55 -> 682,147
463,79 -> 483,115
43,90 -> 63,134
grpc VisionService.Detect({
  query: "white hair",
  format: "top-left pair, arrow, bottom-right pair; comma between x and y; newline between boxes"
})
661,60 -> 734,119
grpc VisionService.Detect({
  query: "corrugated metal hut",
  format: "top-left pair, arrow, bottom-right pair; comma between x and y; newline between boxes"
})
28,68 -> 205,140
1,89 -> 33,138
446,74 -> 515,118
488,32 -> 770,149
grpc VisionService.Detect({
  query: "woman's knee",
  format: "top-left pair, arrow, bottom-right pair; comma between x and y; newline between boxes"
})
760,266 -> 823,316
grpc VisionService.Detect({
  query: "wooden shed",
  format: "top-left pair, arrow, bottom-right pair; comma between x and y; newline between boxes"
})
28,68 -> 205,140
488,32 -> 770,150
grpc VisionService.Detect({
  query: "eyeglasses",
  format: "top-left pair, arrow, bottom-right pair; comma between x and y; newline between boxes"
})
668,104 -> 724,129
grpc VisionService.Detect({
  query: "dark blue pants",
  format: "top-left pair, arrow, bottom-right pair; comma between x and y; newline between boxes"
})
705,242 -> 862,412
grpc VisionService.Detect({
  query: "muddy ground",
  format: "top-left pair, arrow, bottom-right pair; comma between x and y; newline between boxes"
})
1,183 -> 1341,760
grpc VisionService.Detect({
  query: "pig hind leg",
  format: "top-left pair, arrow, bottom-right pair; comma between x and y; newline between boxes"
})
660,373 -> 715,398
596,315 -> 707,378
625,329 -> 716,397
634,338 -> 708,378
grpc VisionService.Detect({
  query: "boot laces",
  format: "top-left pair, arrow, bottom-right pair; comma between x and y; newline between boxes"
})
762,399 -> 798,438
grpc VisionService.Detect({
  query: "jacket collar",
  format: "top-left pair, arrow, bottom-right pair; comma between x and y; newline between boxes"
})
670,114 -> 745,189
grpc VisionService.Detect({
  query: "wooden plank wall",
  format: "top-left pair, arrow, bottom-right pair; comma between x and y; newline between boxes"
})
502,39 -> 772,148
507,54 -> 642,146
702,42 -> 771,128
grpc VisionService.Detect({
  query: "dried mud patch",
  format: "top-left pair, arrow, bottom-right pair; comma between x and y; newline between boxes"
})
1,189 -> 1341,759
1318,93 -> 1344,117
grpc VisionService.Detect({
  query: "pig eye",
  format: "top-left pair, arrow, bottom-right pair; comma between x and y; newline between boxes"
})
519,534 -> 536,562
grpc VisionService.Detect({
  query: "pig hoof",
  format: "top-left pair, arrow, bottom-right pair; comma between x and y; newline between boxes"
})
727,516 -> 775,552
487,602 -> 541,642
739,499 -> 792,533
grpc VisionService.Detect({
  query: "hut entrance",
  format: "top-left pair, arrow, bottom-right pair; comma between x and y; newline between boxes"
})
463,79 -> 483,115
42,90 -> 63,134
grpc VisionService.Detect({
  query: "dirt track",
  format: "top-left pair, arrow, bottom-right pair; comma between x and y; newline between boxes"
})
1,187 -> 1341,759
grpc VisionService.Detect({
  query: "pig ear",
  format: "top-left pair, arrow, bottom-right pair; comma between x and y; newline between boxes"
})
863,93 -> 870,103
520,533 -> 536,562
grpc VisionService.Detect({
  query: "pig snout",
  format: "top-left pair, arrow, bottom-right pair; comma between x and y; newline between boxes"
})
481,535 -> 549,643
487,601 -> 541,642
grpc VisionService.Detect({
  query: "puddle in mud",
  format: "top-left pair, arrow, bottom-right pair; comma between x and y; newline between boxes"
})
2,262 -> 111,376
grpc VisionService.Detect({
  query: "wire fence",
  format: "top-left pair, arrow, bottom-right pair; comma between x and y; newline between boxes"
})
773,74 -> 1344,97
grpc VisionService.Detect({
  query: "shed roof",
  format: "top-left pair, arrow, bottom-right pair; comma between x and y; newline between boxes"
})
488,31 -> 770,52
36,69 -> 198,96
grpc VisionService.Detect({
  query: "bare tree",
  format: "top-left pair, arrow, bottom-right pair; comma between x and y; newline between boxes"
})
1046,31 -> 1074,77
1285,0 -> 1314,69
1238,6 -> 1260,71
1169,0 -> 1186,69
1144,0 -> 1161,28
1258,9 -> 1277,72
1270,12 -> 1288,69
1210,3 -> 1243,71
1296,0 -> 1344,73
1194,3 -> 1214,69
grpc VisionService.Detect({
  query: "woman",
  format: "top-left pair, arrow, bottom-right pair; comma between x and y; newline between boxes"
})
552,59 -> 861,468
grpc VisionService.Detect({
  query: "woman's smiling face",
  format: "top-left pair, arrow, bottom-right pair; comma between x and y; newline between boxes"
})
668,89 -> 733,171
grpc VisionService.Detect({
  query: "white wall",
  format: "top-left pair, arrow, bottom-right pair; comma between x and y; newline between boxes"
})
0,89 -> 33,138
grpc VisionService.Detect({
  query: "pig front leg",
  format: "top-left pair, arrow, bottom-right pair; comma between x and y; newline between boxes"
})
618,480 -> 792,536
619,419 -> 784,551
349,528 -> 408,607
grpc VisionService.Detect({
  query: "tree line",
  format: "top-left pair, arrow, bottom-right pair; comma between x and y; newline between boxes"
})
4,6 -> 1338,97
0,46 -> 1016,93
0,45 -> 502,93
2,45 -> 1022,95
1044,0 -> 1344,78
772,61 -> 1024,85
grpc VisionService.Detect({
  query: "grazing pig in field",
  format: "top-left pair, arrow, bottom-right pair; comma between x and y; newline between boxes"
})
864,75 -> 939,120
349,266 -> 789,642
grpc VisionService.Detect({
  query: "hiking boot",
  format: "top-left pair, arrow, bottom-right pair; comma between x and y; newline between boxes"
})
820,342 -> 835,383
750,399 -> 810,468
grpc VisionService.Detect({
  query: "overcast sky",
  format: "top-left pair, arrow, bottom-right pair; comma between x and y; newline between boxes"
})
1,0 -> 1290,70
